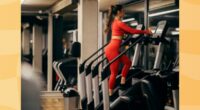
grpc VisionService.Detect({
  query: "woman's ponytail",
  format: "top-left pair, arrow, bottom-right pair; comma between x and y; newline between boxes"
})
105,6 -> 114,34
104,5 -> 123,34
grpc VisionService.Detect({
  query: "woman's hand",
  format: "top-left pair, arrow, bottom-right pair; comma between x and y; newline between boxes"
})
146,28 -> 153,35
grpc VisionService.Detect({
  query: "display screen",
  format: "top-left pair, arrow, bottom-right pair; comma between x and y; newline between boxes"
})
153,21 -> 167,38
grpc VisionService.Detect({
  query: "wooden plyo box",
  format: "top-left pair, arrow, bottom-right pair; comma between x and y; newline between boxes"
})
40,91 -> 64,110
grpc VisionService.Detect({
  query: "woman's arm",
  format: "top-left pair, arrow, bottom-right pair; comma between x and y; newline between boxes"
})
118,21 -> 150,34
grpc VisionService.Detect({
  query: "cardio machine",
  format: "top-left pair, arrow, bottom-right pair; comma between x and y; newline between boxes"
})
79,24 -> 144,110
100,20 -> 169,110
53,41 -> 80,92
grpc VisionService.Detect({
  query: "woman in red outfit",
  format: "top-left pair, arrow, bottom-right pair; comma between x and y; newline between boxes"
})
104,5 -> 152,96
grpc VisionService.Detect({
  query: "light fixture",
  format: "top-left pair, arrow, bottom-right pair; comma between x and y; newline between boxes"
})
68,30 -> 75,33
21,0 -> 25,4
36,16 -> 43,20
130,22 -> 138,26
122,18 -> 135,23
171,31 -> 179,35
54,14 -> 60,18
149,9 -> 179,17
38,10 -> 43,14
22,23 -> 30,29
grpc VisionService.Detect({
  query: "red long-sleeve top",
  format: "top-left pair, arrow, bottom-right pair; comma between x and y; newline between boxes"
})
112,18 -> 149,36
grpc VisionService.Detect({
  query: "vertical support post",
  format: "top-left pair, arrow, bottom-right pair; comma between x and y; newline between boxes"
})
47,13 -> 53,91
98,12 -> 103,73
143,0 -> 149,69
144,0 -> 149,29
102,12 -> 108,69
78,0 -> 98,109
32,25 -> 43,74
22,28 -> 30,55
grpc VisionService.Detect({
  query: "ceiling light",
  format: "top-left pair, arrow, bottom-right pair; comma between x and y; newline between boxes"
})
122,18 -> 135,23
171,31 -> 179,35
36,16 -> 43,20
149,9 -> 179,17
22,23 -> 30,29
38,10 -> 43,14
21,0 -> 25,4
130,22 -> 138,26
54,14 -> 60,18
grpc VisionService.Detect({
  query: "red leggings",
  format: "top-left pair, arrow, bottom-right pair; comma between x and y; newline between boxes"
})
105,39 -> 132,89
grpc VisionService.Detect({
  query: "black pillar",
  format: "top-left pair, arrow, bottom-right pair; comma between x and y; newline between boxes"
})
53,16 -> 64,60
52,16 -> 64,88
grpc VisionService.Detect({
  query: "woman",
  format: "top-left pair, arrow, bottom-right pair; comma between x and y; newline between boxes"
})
104,5 -> 152,96
62,37 -> 70,58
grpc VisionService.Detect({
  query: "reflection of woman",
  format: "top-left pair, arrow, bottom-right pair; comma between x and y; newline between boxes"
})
62,37 -> 70,58
104,5 -> 152,96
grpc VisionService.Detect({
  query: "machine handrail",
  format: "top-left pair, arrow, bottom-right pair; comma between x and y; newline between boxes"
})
79,42 -> 109,73
81,24 -> 145,74
80,35 -> 137,73
91,36 -> 142,78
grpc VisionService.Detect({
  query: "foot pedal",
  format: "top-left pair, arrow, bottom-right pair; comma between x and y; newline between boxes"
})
118,89 -> 125,96
119,83 -> 130,90
109,95 -> 115,102
118,84 -> 129,96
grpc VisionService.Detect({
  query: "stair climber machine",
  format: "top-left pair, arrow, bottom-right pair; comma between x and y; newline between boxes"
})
53,41 -> 80,92
158,56 -> 179,110
110,21 -> 179,110
91,24 -> 145,110
78,38 -> 109,110
84,21 -> 160,110
79,24 -> 144,110
53,58 -> 78,92
40,40 -> 81,110
53,60 -> 67,91
99,20 -> 171,110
